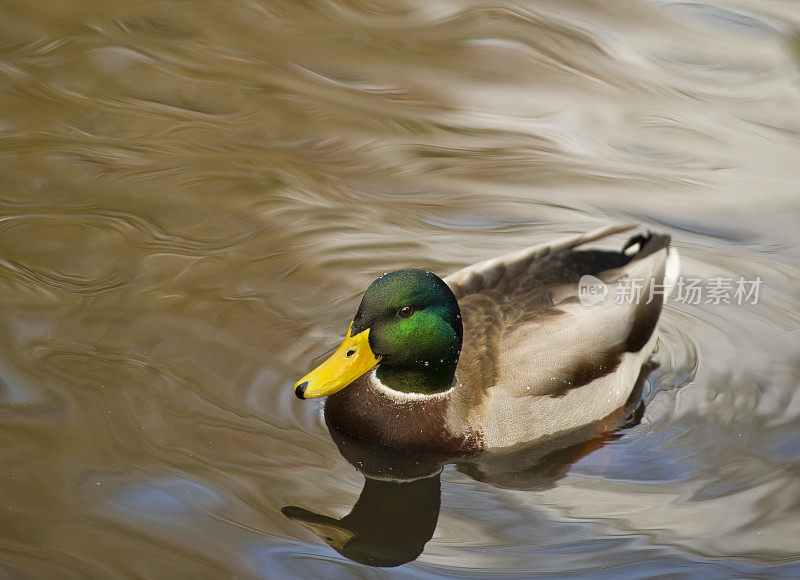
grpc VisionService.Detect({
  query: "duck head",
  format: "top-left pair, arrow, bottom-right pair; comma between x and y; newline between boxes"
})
294,268 -> 463,397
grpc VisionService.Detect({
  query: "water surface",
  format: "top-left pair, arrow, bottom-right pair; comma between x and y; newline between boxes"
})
1,0 -> 800,577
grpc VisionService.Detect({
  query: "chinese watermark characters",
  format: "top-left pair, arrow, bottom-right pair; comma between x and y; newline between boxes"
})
578,275 -> 762,307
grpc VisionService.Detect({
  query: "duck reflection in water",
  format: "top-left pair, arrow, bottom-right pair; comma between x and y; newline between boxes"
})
282,364 -> 650,567
282,467 -> 441,568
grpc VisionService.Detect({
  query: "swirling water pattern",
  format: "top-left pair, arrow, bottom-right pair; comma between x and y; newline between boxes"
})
1,0 -> 799,577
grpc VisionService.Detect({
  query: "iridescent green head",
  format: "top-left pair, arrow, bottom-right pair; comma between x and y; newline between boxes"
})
294,269 -> 463,398
352,269 -> 462,394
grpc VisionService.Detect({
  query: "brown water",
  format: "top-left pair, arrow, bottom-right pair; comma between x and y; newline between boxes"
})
1,0 -> 800,577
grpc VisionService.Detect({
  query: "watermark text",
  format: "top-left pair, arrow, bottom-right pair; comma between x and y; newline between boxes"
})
578,276 -> 762,307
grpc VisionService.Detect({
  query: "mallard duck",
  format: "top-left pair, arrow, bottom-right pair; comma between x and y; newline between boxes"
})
293,224 -> 679,453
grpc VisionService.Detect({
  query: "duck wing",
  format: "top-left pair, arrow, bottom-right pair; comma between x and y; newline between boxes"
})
445,226 -> 678,448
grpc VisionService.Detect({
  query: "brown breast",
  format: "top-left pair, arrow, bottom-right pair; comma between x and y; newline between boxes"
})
324,374 -> 483,454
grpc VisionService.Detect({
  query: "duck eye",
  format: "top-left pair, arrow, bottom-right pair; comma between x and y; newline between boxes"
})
397,306 -> 414,318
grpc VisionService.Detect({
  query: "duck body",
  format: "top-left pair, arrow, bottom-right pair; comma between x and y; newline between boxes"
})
297,225 -> 679,454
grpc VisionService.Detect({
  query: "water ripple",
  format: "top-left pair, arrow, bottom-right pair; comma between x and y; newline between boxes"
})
1,0 -> 799,576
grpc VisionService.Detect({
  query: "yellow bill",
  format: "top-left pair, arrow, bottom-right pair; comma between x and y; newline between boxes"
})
294,322 -> 381,399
